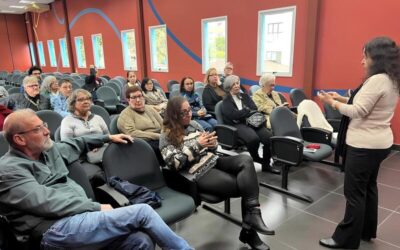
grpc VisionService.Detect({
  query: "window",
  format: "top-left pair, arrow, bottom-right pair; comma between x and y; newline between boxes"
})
257,6 -> 296,77
74,36 -> 86,68
37,41 -> 46,67
201,16 -> 227,73
59,38 -> 70,68
121,29 -> 138,71
91,34 -> 105,69
47,40 -> 57,67
149,25 -> 168,72
29,42 -> 36,66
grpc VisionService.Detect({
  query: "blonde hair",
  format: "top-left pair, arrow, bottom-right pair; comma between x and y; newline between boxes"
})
22,76 -> 38,87
204,67 -> 221,85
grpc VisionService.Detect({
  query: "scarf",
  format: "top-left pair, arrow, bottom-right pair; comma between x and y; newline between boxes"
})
334,84 -> 363,167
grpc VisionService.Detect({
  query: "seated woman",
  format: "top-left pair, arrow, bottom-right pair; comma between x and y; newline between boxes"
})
160,96 -> 274,250
141,77 -> 168,113
121,70 -> 141,104
118,86 -> 165,165
40,75 -> 59,98
252,73 -> 289,129
202,67 -> 226,113
60,89 -> 108,186
221,75 -> 280,174
180,76 -> 217,132
50,79 -> 73,117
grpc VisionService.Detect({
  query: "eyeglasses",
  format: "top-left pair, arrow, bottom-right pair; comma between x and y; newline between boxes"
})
26,84 -> 39,89
180,108 -> 192,117
32,72 -> 41,76
184,82 -> 194,85
76,97 -> 92,102
129,94 -> 144,100
18,122 -> 48,135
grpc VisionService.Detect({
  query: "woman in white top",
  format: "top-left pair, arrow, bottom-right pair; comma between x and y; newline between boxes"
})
318,37 -> 400,249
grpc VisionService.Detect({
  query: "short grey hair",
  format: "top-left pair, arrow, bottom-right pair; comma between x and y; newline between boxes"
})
22,76 -> 38,87
259,73 -> 276,88
223,75 -> 240,92
41,76 -> 57,93
67,89 -> 92,113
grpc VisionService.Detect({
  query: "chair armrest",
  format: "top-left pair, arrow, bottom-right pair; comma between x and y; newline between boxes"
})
94,99 -> 105,107
214,124 -> 238,150
289,107 -> 298,113
301,127 -> 332,145
97,184 -> 130,207
270,136 -> 304,166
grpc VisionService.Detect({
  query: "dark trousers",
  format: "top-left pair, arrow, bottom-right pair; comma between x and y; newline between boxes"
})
233,123 -> 272,166
196,154 -> 260,217
332,145 -> 390,248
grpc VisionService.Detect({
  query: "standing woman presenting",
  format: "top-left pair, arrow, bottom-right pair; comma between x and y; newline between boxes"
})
318,36 -> 400,249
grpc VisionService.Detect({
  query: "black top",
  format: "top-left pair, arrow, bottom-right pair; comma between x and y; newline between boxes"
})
221,93 -> 257,125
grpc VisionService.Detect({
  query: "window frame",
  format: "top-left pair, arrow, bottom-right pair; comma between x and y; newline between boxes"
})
47,40 -> 57,67
59,37 -> 70,68
37,41 -> 46,67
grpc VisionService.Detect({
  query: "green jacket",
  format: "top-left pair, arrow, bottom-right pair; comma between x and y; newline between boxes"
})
0,135 -> 109,234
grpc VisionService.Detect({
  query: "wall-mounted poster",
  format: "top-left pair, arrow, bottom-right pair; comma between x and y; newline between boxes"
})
121,29 -> 138,71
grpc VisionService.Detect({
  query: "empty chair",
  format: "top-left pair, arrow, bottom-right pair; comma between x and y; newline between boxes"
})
167,80 -> 179,92
95,86 -> 119,114
106,81 -> 122,98
249,85 -> 261,96
289,88 -> 307,107
101,139 -> 196,224
90,104 -> 111,129
7,87 -> 20,95
99,76 -> 108,85
260,106 -> 334,203
194,86 -> 204,100
109,115 -> 120,134
36,110 -> 63,140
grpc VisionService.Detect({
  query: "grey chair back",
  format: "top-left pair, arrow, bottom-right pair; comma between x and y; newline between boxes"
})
214,101 -> 224,124
106,81 -> 122,98
7,87 -> 20,95
96,86 -> 120,113
249,85 -> 261,96
289,88 -> 307,106
90,104 -> 111,129
36,110 -> 63,140
270,106 -> 302,138
109,115 -> 120,134
0,132 -> 9,157
168,90 -> 180,99
167,80 -> 179,92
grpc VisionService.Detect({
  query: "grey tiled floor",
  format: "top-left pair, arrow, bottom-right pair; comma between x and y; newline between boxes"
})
169,151 -> 400,250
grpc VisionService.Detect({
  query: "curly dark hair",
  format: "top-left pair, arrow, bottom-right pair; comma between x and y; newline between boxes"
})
364,36 -> 400,93
179,76 -> 195,93
162,96 -> 187,147
141,77 -> 156,93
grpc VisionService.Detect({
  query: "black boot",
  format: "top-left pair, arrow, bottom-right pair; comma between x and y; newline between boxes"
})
243,207 -> 275,235
239,228 -> 270,250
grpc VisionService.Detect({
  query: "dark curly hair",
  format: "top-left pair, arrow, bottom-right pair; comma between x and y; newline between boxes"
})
162,96 -> 187,147
141,77 -> 156,93
364,36 -> 400,93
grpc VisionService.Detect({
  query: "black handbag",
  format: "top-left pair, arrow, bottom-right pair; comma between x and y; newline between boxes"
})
246,111 -> 266,128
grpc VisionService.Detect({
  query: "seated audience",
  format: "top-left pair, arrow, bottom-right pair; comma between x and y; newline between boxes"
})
83,65 -> 102,101
60,89 -> 108,186
221,75 -> 280,174
118,86 -> 165,165
0,104 -> 12,131
252,73 -> 289,129
0,86 -> 8,98
220,62 -> 247,94
0,76 -> 50,111
0,109 -> 192,250
141,77 -> 168,113
180,76 -> 217,132
122,70 -> 141,104
160,96 -> 274,250
50,79 -> 73,117
40,75 -> 59,98
202,67 -> 226,113
19,65 -> 43,93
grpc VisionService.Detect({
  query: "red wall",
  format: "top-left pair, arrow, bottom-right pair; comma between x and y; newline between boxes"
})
0,14 -> 31,72
313,0 -> 400,144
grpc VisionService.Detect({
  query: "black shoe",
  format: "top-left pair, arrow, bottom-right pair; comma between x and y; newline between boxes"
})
319,238 -> 342,249
239,228 -> 270,250
262,164 -> 281,175
243,208 -> 275,235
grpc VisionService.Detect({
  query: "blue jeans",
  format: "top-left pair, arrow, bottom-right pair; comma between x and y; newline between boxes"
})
41,204 -> 192,250
195,117 -> 217,132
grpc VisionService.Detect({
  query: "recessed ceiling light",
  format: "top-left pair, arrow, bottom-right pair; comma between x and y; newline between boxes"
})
20,0 -> 35,3
10,5 -> 26,9
1,10 -> 17,13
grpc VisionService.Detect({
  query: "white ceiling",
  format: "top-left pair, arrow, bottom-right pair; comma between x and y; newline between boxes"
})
0,0 -> 54,14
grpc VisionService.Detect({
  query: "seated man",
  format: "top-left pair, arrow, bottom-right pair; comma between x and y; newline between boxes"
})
0,109 -> 192,250
118,85 -> 165,165
50,79 -> 73,117
0,76 -> 50,111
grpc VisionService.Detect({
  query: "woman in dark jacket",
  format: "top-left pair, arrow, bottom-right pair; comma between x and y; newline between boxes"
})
221,75 -> 280,174
202,67 -> 226,113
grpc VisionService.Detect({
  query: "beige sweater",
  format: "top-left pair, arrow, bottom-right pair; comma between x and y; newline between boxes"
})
252,89 -> 283,129
117,105 -> 163,140
339,73 -> 398,149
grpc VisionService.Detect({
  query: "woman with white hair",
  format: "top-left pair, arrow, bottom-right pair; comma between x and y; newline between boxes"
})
221,75 -> 280,174
252,73 -> 289,129
40,75 -> 59,98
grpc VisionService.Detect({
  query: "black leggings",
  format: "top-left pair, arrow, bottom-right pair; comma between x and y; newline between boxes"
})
233,123 -> 272,165
196,154 -> 259,202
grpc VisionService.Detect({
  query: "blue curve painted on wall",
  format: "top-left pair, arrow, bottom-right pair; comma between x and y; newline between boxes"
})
52,4 -> 65,25
69,8 -> 121,40
147,0 -> 201,64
